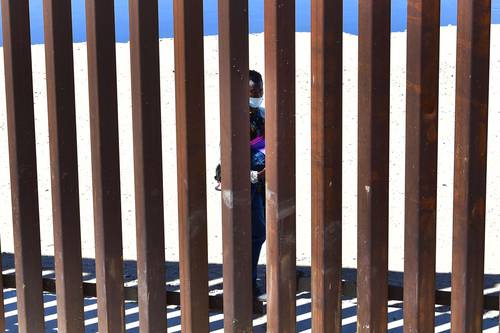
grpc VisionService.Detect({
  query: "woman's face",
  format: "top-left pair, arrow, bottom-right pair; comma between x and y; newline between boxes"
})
249,80 -> 264,98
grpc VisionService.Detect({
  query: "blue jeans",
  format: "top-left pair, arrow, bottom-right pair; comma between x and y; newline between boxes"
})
251,182 -> 266,284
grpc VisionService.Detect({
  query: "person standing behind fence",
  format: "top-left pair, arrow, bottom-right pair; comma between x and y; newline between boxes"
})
215,70 -> 266,296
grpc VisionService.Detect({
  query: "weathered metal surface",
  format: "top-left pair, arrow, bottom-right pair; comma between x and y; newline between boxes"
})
403,0 -> 440,332
85,0 -> 125,331
311,0 -> 343,330
42,0 -> 85,331
265,0 -> 297,330
129,1 -> 167,332
173,0 -> 210,331
218,0 -> 253,330
357,0 -> 391,332
451,0 -> 491,331
1,0 -> 45,331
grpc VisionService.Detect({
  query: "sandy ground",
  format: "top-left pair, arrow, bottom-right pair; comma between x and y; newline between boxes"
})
1,26 -> 500,293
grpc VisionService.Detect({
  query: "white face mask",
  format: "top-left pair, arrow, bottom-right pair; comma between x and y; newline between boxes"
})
249,97 -> 263,109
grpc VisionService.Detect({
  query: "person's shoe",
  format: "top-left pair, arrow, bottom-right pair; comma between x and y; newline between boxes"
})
253,283 -> 267,302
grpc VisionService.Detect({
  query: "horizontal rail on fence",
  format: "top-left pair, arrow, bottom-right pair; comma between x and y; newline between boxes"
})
0,274 -> 265,315
3,272 -> 498,313
295,276 -> 500,311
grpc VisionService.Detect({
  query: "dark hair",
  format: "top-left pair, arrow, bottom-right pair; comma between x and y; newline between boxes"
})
249,70 -> 263,86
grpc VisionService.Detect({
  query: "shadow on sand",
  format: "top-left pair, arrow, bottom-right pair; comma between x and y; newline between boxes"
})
1,253 -> 499,332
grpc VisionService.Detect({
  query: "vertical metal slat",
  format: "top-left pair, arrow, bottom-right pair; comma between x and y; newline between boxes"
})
357,0 -> 391,331
43,0 -> 85,331
129,0 -> 167,331
0,242 -> 5,332
85,0 -> 125,331
311,0 -> 343,330
218,0 -> 253,330
403,0 -> 440,331
265,0 -> 297,330
451,0 -> 491,331
173,0 -> 210,331
1,0 -> 45,331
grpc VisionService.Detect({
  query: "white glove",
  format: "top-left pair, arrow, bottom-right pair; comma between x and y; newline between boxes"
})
250,170 -> 259,184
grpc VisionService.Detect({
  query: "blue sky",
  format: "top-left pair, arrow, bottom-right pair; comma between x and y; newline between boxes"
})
0,0 -> 499,45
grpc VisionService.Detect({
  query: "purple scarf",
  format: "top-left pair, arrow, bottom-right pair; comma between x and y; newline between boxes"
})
250,135 -> 265,155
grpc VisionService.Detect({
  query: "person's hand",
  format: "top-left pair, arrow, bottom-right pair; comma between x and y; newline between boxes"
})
258,169 -> 265,180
